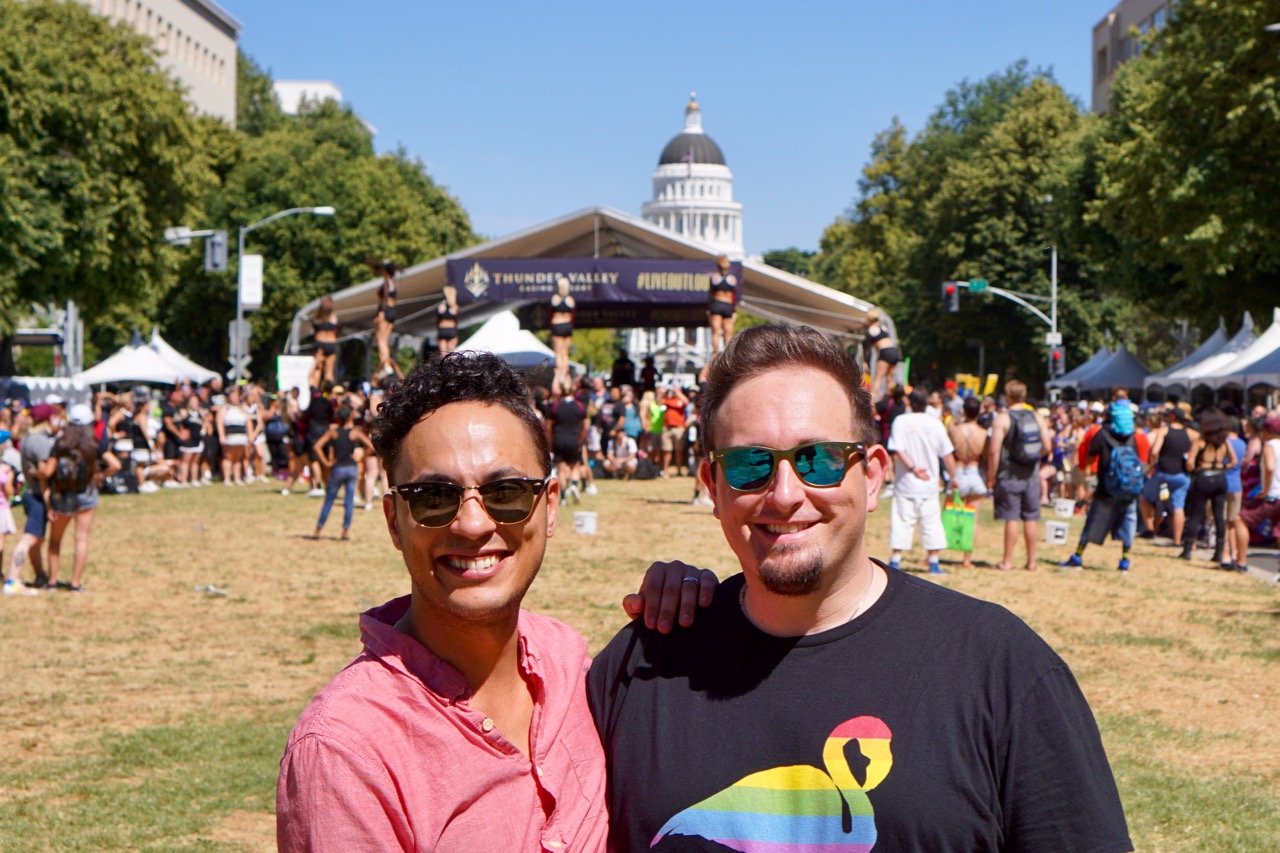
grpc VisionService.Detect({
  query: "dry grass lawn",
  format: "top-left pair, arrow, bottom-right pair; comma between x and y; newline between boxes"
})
0,476 -> 1276,850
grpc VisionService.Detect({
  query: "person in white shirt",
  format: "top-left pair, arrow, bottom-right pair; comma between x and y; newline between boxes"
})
887,388 -> 956,575
603,424 -> 639,480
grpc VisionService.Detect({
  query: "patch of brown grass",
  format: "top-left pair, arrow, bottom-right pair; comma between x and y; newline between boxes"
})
0,476 -> 1275,849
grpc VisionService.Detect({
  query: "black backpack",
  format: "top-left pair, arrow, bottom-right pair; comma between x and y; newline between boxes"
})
1006,408 -> 1044,466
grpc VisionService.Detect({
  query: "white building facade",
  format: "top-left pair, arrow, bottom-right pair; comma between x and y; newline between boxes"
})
627,94 -> 744,376
77,0 -> 241,126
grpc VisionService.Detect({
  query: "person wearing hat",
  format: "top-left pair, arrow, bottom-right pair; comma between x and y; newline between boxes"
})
1235,417 -> 1280,557
1179,408 -> 1238,564
1061,396 -> 1150,571
44,404 -> 119,591
4,403 -> 58,593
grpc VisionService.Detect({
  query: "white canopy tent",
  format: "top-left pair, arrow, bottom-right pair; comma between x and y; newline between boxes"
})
1150,317 -> 1259,395
1196,308 -> 1280,389
287,206 -> 882,355
455,311 -> 559,369
74,342 -> 186,385
149,329 -> 219,384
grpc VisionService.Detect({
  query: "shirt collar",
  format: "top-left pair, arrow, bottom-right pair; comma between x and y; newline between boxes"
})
359,595 -> 543,701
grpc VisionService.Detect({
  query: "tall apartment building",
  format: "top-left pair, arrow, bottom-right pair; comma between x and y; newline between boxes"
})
1092,0 -> 1174,113
77,0 -> 242,126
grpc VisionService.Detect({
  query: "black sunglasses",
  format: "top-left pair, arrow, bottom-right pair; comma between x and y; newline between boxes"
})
390,477 -> 550,528
710,442 -> 866,492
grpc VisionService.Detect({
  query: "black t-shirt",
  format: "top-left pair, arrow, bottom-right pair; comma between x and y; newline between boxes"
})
550,398 -> 585,449
588,569 -> 1131,853
307,388 -> 334,438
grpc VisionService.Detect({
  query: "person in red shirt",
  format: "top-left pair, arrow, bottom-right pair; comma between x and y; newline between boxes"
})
276,352 -> 714,851
660,384 -> 689,477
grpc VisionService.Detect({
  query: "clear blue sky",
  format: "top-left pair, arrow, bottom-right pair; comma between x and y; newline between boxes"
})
236,1 -> 1104,256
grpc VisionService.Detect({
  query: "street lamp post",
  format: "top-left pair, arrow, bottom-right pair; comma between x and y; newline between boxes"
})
232,206 -> 335,381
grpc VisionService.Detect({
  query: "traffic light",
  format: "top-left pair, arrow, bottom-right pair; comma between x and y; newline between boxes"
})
941,281 -> 960,313
1049,346 -> 1065,378
205,229 -> 228,273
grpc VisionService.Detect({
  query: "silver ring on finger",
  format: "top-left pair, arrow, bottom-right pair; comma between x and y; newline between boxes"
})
681,576 -> 700,584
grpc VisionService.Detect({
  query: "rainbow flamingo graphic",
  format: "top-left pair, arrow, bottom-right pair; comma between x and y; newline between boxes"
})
650,716 -> 893,852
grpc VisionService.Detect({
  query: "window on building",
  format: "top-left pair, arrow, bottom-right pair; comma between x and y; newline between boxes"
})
1095,46 -> 1109,82
1153,7 -> 1167,29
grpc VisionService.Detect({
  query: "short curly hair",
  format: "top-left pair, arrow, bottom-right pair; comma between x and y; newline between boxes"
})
371,352 -> 550,483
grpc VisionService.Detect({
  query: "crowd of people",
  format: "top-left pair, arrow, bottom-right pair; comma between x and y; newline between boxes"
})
874,377 -> 1280,574
3,334 -> 1278,593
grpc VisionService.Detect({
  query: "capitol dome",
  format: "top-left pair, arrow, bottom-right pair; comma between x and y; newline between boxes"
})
641,93 -> 743,257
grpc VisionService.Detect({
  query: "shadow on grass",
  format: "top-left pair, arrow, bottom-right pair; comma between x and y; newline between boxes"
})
0,718 -> 289,850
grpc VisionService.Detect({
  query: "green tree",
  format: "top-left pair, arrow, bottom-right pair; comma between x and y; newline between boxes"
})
1091,0 -> 1280,319
761,248 -> 815,278
0,0 -> 209,352
161,65 -> 476,380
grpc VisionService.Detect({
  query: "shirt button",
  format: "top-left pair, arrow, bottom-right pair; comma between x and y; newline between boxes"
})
481,718 -> 494,732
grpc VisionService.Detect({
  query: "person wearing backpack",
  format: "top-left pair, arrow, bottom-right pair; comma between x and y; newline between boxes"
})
987,381 -> 1054,571
1060,399 -> 1149,572
43,404 -> 119,592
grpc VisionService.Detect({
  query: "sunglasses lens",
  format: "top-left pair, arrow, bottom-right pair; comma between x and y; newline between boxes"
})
404,484 -> 463,527
478,480 -> 539,524
795,443 -> 850,487
720,447 -> 777,491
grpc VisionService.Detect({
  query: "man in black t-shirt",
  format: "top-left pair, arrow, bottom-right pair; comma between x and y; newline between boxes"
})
588,325 -> 1131,853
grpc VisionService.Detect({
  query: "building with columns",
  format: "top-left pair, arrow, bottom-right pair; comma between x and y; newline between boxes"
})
627,94 -> 745,377
76,0 -> 241,126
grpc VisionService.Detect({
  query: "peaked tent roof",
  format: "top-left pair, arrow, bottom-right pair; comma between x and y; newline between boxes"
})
1046,346 -> 1111,390
454,311 -> 558,369
74,342 -> 185,385
1153,316 -> 1259,388
150,329 -> 219,383
1235,341 -> 1280,388
1151,319 -> 1229,378
1196,308 -> 1280,388
1059,346 -> 1149,394
287,206 -> 879,353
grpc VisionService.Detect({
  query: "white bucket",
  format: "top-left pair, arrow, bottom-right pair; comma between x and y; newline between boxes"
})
573,511 -> 598,535
1053,499 -> 1075,518
1044,520 -> 1070,545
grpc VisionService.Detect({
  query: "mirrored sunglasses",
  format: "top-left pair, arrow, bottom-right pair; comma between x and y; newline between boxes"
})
711,442 -> 866,492
390,477 -> 549,527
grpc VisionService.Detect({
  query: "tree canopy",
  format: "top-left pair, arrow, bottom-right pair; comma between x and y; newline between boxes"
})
806,1 -> 1280,393
0,0 -> 208,346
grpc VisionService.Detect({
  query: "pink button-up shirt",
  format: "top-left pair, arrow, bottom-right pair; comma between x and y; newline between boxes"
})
277,596 -> 607,852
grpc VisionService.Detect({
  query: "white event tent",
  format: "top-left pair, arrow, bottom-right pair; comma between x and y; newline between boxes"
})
455,311 -> 558,369
75,341 -> 187,385
149,329 -> 219,384
1196,308 -> 1280,390
73,332 -> 220,386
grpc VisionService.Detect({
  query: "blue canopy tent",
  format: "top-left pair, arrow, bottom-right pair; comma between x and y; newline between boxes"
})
1053,347 -> 1150,399
1046,346 -> 1111,396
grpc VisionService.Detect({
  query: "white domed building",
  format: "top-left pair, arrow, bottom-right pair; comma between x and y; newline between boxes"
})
626,94 -> 744,377
641,93 -> 744,258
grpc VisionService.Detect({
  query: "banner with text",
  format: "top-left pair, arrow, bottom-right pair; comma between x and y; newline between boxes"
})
445,258 -> 742,306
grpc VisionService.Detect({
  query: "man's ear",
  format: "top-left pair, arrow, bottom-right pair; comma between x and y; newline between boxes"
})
545,477 -> 560,538
698,458 -> 719,518
383,493 -> 403,551
863,444 -> 890,514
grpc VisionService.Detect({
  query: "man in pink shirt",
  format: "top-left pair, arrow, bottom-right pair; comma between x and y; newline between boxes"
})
277,352 -> 709,851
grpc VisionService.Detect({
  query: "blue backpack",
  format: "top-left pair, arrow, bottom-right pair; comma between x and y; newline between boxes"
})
1103,431 -> 1144,500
